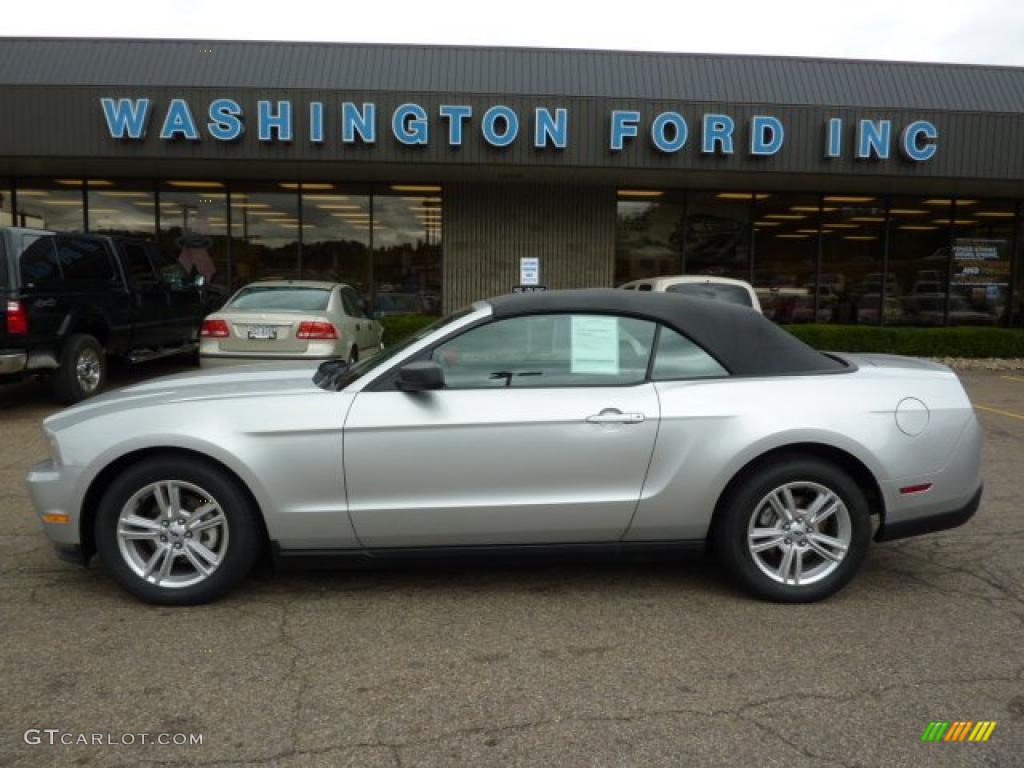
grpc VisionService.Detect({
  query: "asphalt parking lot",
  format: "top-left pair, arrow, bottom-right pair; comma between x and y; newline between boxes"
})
0,365 -> 1022,767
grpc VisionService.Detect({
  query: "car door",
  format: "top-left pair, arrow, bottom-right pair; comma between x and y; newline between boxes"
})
53,235 -> 125,343
14,235 -> 66,344
342,312 -> 661,547
145,243 -> 203,344
117,240 -> 167,349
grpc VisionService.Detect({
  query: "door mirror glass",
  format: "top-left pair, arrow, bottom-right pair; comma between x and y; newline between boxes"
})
396,361 -> 445,392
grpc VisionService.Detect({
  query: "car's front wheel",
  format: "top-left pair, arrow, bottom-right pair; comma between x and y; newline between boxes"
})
94,456 -> 262,605
713,456 -> 871,602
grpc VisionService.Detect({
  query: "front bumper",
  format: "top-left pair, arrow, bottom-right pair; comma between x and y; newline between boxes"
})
0,350 -> 27,375
876,484 -> 982,542
26,458 -> 85,552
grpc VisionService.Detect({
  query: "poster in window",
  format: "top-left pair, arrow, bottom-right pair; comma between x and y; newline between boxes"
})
570,316 -> 619,375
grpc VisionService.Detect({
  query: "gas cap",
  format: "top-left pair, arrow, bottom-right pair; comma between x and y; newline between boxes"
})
895,397 -> 930,436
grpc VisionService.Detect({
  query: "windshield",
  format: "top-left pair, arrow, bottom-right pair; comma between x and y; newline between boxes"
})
229,286 -> 331,312
314,307 -> 475,391
666,282 -> 753,307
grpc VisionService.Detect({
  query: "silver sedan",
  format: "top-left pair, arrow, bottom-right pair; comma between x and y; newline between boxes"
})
26,289 -> 982,605
199,280 -> 383,368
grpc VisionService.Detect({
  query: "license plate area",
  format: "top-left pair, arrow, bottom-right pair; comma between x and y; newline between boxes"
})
247,325 -> 278,340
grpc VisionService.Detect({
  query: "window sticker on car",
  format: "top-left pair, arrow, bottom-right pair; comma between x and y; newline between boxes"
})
570,316 -> 620,375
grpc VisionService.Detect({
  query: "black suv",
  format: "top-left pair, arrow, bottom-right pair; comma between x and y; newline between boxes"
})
1,228 -> 214,403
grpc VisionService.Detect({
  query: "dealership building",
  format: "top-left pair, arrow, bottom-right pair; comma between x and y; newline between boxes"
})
1,37 -> 1023,326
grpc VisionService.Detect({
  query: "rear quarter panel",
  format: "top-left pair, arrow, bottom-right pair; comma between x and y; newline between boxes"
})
628,366 -> 976,540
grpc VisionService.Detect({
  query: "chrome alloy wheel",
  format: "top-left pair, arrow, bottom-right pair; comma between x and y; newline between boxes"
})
116,480 -> 230,589
746,481 -> 852,586
76,348 -> 102,393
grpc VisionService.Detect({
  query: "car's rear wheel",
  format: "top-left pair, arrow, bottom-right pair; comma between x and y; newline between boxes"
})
94,456 -> 262,605
713,456 -> 871,602
347,346 -> 359,365
52,333 -> 106,404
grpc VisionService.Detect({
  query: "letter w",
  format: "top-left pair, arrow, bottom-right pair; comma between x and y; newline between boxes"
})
100,98 -> 151,139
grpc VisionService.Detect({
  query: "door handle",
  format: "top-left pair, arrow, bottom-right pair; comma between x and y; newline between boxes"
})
586,409 -> 645,425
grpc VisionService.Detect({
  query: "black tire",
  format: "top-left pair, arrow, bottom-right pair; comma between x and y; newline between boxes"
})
51,334 -> 107,404
94,456 -> 263,605
712,455 -> 872,603
348,346 -> 359,365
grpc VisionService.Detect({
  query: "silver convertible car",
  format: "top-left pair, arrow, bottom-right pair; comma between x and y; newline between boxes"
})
26,290 -> 982,605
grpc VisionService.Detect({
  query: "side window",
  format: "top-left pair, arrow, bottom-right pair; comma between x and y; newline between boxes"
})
56,237 -> 115,282
19,237 -> 62,289
146,244 -> 189,288
339,289 -> 358,317
121,242 -> 158,284
343,287 -> 369,317
637,283 -> 653,292
652,326 -> 728,380
432,314 -> 656,389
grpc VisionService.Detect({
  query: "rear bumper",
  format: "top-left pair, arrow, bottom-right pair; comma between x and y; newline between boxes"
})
0,350 -> 27,375
200,353 -> 339,369
876,484 -> 982,542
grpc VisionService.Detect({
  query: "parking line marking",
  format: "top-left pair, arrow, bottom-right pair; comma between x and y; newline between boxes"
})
1001,375 -> 1024,384
975,404 -> 1024,422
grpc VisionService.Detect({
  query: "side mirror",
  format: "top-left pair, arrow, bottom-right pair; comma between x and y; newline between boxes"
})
396,361 -> 444,392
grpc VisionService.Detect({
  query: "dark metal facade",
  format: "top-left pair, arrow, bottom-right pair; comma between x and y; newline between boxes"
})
3,85 -> 1024,193
3,38 -> 1024,112
445,184 -> 615,310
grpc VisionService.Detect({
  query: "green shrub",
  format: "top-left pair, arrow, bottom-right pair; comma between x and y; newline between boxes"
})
380,314 -> 438,346
782,325 -> 1024,358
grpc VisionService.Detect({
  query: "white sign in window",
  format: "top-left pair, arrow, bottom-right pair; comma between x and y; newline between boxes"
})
519,257 -> 540,286
570,316 -> 619,375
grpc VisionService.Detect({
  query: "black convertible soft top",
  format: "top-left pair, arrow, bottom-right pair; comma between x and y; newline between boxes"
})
486,289 -> 846,377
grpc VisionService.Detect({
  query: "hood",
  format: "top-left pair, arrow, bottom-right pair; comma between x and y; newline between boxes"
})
44,362 -> 325,432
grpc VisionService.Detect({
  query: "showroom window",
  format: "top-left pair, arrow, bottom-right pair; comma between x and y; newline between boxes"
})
300,184 -> 372,296
231,182 -> 301,283
887,197 -> 953,326
433,314 -> 656,388
14,179 -> 85,231
615,190 -> 684,285
684,191 -> 754,279
372,186 -> 443,316
614,190 -> 755,287
1015,202 -> 1024,328
158,181 -> 230,291
0,179 -> 12,227
752,194 -> 821,323
819,196 -> 887,324
950,199 -> 1015,326
87,179 -> 155,238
